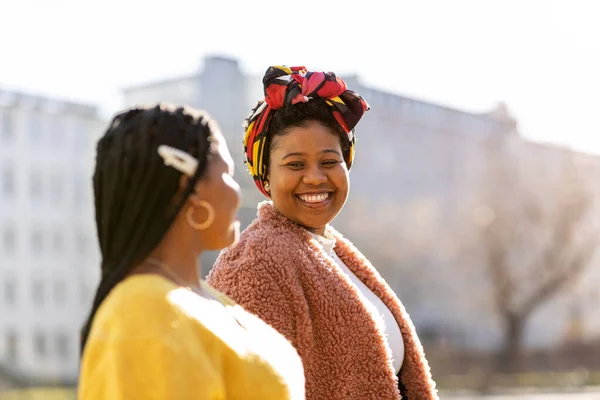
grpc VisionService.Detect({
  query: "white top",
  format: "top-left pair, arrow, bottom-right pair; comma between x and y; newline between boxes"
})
309,231 -> 404,373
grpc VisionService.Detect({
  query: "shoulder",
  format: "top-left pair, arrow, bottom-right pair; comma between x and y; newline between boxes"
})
328,226 -> 385,278
225,223 -> 304,261
88,275 -> 192,342
210,205 -> 310,278
80,276 -> 227,399
327,226 -> 367,260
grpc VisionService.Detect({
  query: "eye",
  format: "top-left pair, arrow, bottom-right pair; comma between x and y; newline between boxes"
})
286,162 -> 304,169
322,160 -> 341,166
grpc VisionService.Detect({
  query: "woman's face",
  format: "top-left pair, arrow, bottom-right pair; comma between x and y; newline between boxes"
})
191,131 -> 241,250
267,121 -> 349,236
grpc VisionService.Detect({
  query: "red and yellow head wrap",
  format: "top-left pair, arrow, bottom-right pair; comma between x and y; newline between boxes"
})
244,65 -> 370,197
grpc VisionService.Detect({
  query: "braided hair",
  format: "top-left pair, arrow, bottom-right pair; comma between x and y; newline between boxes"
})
80,104 -> 216,353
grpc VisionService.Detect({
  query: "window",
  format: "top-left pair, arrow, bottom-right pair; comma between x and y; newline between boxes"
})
1,110 -> 14,141
73,119 -> 87,152
32,281 -> 44,306
30,171 -> 42,199
50,173 -> 62,206
33,332 -> 47,359
4,280 -> 16,305
2,166 -> 15,197
31,229 -> 43,255
51,115 -> 64,146
76,232 -> 89,256
53,281 -> 66,305
55,332 -> 69,360
74,176 -> 88,207
5,331 -> 18,363
3,225 -> 16,254
29,113 -> 41,143
52,231 -> 63,253
80,285 -> 90,305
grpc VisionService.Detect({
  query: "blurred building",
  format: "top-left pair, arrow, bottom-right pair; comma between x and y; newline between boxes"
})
123,56 -> 516,269
1,55 -> 595,387
0,89 -> 103,384
122,55 -> 600,353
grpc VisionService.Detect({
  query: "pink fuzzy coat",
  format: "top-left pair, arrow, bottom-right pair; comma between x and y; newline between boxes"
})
207,202 -> 438,400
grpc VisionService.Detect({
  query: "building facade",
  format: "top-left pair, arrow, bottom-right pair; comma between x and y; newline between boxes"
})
122,55 -> 600,352
0,89 -> 103,384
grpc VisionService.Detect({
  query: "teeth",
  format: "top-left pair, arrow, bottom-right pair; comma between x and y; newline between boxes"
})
299,193 -> 330,203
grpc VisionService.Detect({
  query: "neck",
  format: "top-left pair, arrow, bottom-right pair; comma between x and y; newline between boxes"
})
135,221 -> 205,285
147,247 -> 201,285
271,204 -> 327,237
304,225 -> 326,237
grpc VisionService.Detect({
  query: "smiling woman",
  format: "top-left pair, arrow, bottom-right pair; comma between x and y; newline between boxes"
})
267,115 -> 350,236
207,65 -> 439,400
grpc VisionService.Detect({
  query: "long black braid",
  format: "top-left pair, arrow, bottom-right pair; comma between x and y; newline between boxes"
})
80,104 -> 216,354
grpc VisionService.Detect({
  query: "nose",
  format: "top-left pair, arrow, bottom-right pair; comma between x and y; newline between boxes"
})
302,164 -> 328,186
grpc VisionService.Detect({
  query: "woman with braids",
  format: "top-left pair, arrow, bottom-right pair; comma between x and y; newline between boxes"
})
207,66 -> 438,400
78,104 -> 304,400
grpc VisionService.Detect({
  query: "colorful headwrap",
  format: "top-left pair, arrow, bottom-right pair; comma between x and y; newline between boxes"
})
244,65 -> 370,197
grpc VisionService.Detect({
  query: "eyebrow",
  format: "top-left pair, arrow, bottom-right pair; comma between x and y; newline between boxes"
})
281,149 -> 341,160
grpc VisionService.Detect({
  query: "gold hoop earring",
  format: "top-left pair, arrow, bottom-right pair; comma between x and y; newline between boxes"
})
264,181 -> 270,191
186,201 -> 215,230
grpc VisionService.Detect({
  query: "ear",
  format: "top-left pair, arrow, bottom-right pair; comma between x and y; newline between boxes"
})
178,174 -> 207,207
187,177 -> 210,208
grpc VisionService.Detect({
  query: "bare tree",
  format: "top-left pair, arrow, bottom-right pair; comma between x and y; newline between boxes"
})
468,136 -> 599,372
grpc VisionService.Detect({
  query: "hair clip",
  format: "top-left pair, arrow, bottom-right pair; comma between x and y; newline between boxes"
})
157,145 -> 198,177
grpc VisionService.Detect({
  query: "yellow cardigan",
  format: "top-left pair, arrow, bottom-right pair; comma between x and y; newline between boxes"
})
78,274 -> 305,400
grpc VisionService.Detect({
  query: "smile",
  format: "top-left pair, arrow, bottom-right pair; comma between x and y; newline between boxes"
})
296,192 -> 332,205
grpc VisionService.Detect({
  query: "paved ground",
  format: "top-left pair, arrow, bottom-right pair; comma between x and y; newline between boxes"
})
446,389 -> 600,399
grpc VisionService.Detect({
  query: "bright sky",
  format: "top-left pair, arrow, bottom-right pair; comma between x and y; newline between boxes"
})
1,0 -> 599,154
